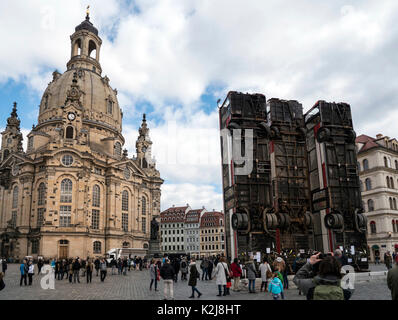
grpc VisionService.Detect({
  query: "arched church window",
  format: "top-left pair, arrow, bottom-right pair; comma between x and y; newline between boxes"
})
107,100 -> 113,115
12,186 -> 19,209
60,179 -> 73,203
363,159 -> 369,170
92,185 -> 100,207
44,95 -> 49,110
74,39 -> 82,56
122,190 -> 129,211
114,142 -> 122,157
89,40 -> 97,59
142,196 -> 147,216
65,126 -> 74,139
365,178 -> 372,191
370,221 -> 377,234
38,183 -> 46,206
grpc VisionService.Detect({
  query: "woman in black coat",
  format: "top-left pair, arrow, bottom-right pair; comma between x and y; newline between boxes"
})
188,258 -> 202,298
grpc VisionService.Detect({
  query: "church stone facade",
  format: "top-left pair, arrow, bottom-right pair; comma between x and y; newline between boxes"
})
0,14 -> 163,260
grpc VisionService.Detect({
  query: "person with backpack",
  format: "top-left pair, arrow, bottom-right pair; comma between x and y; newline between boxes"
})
20,259 -> 28,286
259,257 -> 272,292
180,258 -> 188,281
188,258 -> 202,298
293,252 -> 351,300
268,272 -> 284,300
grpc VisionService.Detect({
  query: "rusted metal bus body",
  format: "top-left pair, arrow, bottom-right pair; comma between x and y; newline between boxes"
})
267,98 -> 314,257
219,92 -> 274,261
305,101 -> 369,269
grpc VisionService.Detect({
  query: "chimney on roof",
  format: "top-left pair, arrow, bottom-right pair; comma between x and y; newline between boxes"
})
186,203 -> 189,207
376,134 -> 383,139
213,209 -> 215,212
202,206 -> 205,209
172,205 -> 175,208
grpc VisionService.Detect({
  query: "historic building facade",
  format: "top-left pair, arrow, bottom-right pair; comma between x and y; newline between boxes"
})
356,134 -> 398,262
0,14 -> 163,260
184,208 -> 206,258
160,205 -> 190,254
200,210 -> 225,257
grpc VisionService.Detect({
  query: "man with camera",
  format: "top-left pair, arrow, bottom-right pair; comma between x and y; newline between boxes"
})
293,252 -> 352,300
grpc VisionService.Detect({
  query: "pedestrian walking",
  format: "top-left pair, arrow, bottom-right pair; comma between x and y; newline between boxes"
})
28,260 -> 34,285
94,257 -> 100,276
1,258 -> 7,275
231,258 -> 242,292
123,257 -> 128,275
86,258 -> 93,283
385,251 -> 393,270
100,258 -> 107,282
73,257 -> 81,283
212,256 -> 228,296
208,258 -> 214,280
81,259 -> 87,277
246,259 -> 257,293
180,258 -> 188,281
201,258 -> 209,281
188,258 -> 202,298
68,259 -> 74,283
20,259 -> 28,286
268,272 -> 284,300
117,258 -> 122,275
387,259 -> 398,300
259,257 -> 272,292
173,258 -> 180,282
37,258 -> 43,275
160,258 -> 175,300
149,259 -> 158,291
111,258 -> 116,275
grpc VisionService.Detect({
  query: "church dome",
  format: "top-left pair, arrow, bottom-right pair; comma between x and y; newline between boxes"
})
38,68 -> 122,133
75,16 -> 98,36
37,13 -> 123,135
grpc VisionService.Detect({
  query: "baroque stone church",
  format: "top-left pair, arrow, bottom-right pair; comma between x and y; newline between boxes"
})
0,13 -> 163,260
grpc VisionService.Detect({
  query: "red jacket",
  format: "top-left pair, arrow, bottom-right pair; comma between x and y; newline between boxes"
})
231,262 -> 242,278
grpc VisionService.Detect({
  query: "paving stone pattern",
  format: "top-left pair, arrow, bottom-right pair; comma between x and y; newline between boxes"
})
0,263 -> 392,300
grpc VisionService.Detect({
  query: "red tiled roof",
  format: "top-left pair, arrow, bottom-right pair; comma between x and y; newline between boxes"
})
356,134 -> 380,153
184,209 -> 205,223
160,206 -> 189,223
200,211 -> 224,228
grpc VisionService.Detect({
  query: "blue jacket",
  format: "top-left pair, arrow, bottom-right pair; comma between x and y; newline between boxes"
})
20,263 -> 26,275
268,277 -> 283,294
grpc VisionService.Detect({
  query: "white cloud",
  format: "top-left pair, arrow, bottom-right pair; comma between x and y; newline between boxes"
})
161,183 -> 222,212
1,0 -> 398,212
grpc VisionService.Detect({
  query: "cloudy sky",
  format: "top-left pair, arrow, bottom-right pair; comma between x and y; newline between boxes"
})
0,0 -> 397,211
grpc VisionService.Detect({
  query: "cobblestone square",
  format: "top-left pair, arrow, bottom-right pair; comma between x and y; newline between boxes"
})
0,263 -> 392,300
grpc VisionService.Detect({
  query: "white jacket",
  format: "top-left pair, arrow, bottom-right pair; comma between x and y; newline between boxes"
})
213,262 -> 228,285
28,264 -> 34,274
259,262 -> 272,281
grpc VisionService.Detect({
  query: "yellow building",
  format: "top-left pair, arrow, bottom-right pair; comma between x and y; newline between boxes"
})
0,13 -> 163,260
200,210 -> 225,257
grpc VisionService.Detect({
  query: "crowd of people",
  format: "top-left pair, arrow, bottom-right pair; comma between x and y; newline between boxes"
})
0,250 -> 397,300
